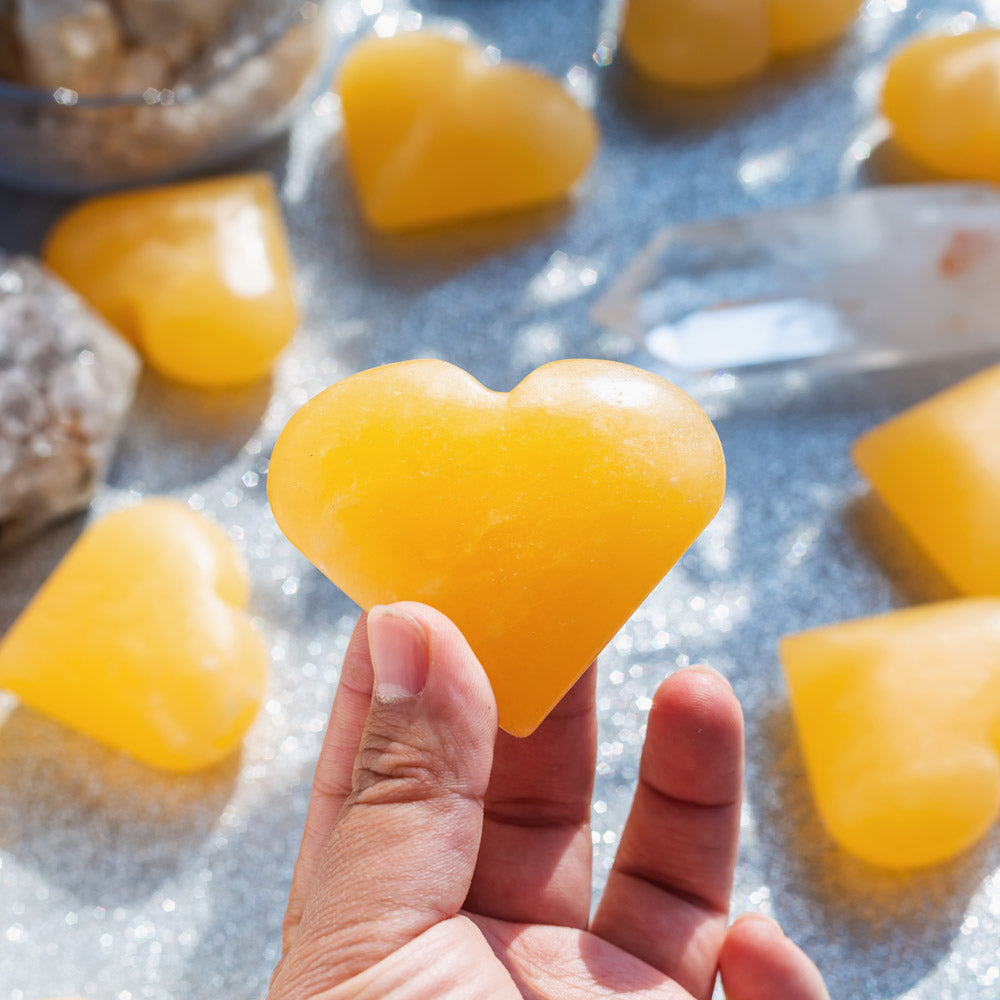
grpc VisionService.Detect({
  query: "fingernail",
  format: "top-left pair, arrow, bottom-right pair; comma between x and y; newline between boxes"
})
367,605 -> 429,702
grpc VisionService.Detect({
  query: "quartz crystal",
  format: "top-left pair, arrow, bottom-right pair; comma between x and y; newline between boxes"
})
0,253 -> 139,548
592,184 -> 1000,377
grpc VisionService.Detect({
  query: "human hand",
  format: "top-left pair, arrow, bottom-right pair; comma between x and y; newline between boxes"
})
268,602 -> 829,1000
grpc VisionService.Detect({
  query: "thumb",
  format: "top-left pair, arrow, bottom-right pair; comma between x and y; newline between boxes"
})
275,602 -> 498,993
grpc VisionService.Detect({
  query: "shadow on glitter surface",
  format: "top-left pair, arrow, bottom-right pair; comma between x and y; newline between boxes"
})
750,702 -> 1000,998
323,140 -> 578,295
106,368 -> 273,493
0,707 -> 239,905
167,768 -> 316,997
0,511 -> 86,632
855,137 -> 952,189
846,492 -> 958,609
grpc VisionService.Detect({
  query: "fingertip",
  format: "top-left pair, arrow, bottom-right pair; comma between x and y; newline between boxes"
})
645,665 -> 744,805
661,663 -> 737,706
652,665 -> 744,748
727,912 -> 786,945
720,914 -> 830,1000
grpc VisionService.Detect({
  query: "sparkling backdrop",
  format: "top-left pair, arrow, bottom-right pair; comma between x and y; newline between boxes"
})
3,2 -> 1000,998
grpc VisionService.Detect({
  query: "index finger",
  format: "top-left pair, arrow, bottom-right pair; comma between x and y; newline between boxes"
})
279,612 -> 373,953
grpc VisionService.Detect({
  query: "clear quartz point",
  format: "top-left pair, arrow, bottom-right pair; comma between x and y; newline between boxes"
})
0,253 -> 139,548
592,184 -> 1000,375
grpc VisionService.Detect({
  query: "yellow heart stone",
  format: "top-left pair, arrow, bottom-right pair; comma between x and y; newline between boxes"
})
781,599 -> 1000,869
853,364 -> 1000,596
268,359 -> 724,736
883,29 -> 1000,184
620,0 -> 861,89
0,499 -> 267,772
337,32 -> 600,231
44,173 -> 298,388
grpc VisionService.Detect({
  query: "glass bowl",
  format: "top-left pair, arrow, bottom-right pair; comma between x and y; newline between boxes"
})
0,1 -> 335,193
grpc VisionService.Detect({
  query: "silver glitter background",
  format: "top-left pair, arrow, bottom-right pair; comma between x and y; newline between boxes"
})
4,1 -> 1000,997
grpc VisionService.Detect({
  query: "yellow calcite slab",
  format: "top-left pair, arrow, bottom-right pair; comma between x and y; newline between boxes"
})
337,33 -> 599,231
0,500 -> 267,772
621,0 -> 860,89
781,599 -> 1000,869
882,29 -> 1000,183
268,359 -> 725,736
852,364 -> 1000,596
44,173 -> 298,388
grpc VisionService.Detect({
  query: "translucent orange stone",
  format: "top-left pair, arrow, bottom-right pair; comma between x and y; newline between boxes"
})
44,173 -> 298,388
882,29 -> 1000,184
781,599 -> 1000,869
621,0 -> 860,89
769,0 -> 861,57
337,33 -> 599,231
268,359 -> 725,736
0,499 -> 267,772
621,0 -> 770,90
852,364 -> 1000,596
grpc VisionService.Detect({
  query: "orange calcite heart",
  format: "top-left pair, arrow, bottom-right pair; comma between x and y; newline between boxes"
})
882,29 -> 1000,184
781,599 -> 1000,869
768,0 -> 861,57
44,173 -> 298,388
0,499 -> 267,772
852,364 -> 1000,595
268,359 -> 725,736
621,0 -> 860,89
621,0 -> 770,90
337,33 -> 599,231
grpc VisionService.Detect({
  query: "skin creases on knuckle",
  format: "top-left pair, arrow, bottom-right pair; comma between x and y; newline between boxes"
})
350,716 -> 464,803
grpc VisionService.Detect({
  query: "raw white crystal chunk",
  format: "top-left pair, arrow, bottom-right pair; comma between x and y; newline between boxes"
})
592,184 -> 1000,375
0,254 -> 139,548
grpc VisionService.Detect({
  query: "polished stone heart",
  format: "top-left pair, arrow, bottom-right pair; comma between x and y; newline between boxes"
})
337,32 -> 599,231
782,599 -> 1000,869
0,499 -> 267,772
268,359 -> 724,736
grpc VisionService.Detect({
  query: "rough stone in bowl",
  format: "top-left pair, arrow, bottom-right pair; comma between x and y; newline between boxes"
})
15,0 -> 125,93
113,0 -> 242,69
0,253 -> 139,548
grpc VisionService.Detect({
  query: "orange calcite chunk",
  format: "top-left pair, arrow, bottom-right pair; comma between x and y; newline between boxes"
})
769,0 -> 861,57
44,173 -> 298,388
882,29 -> 1000,184
0,500 -> 267,772
852,364 -> 1000,595
337,33 -> 599,231
621,0 -> 860,89
621,0 -> 770,90
268,359 -> 725,736
781,599 -> 1000,869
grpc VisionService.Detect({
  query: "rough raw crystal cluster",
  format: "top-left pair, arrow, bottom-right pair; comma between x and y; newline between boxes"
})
0,253 -> 139,548
1,0 -> 241,95
0,0 -> 328,187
